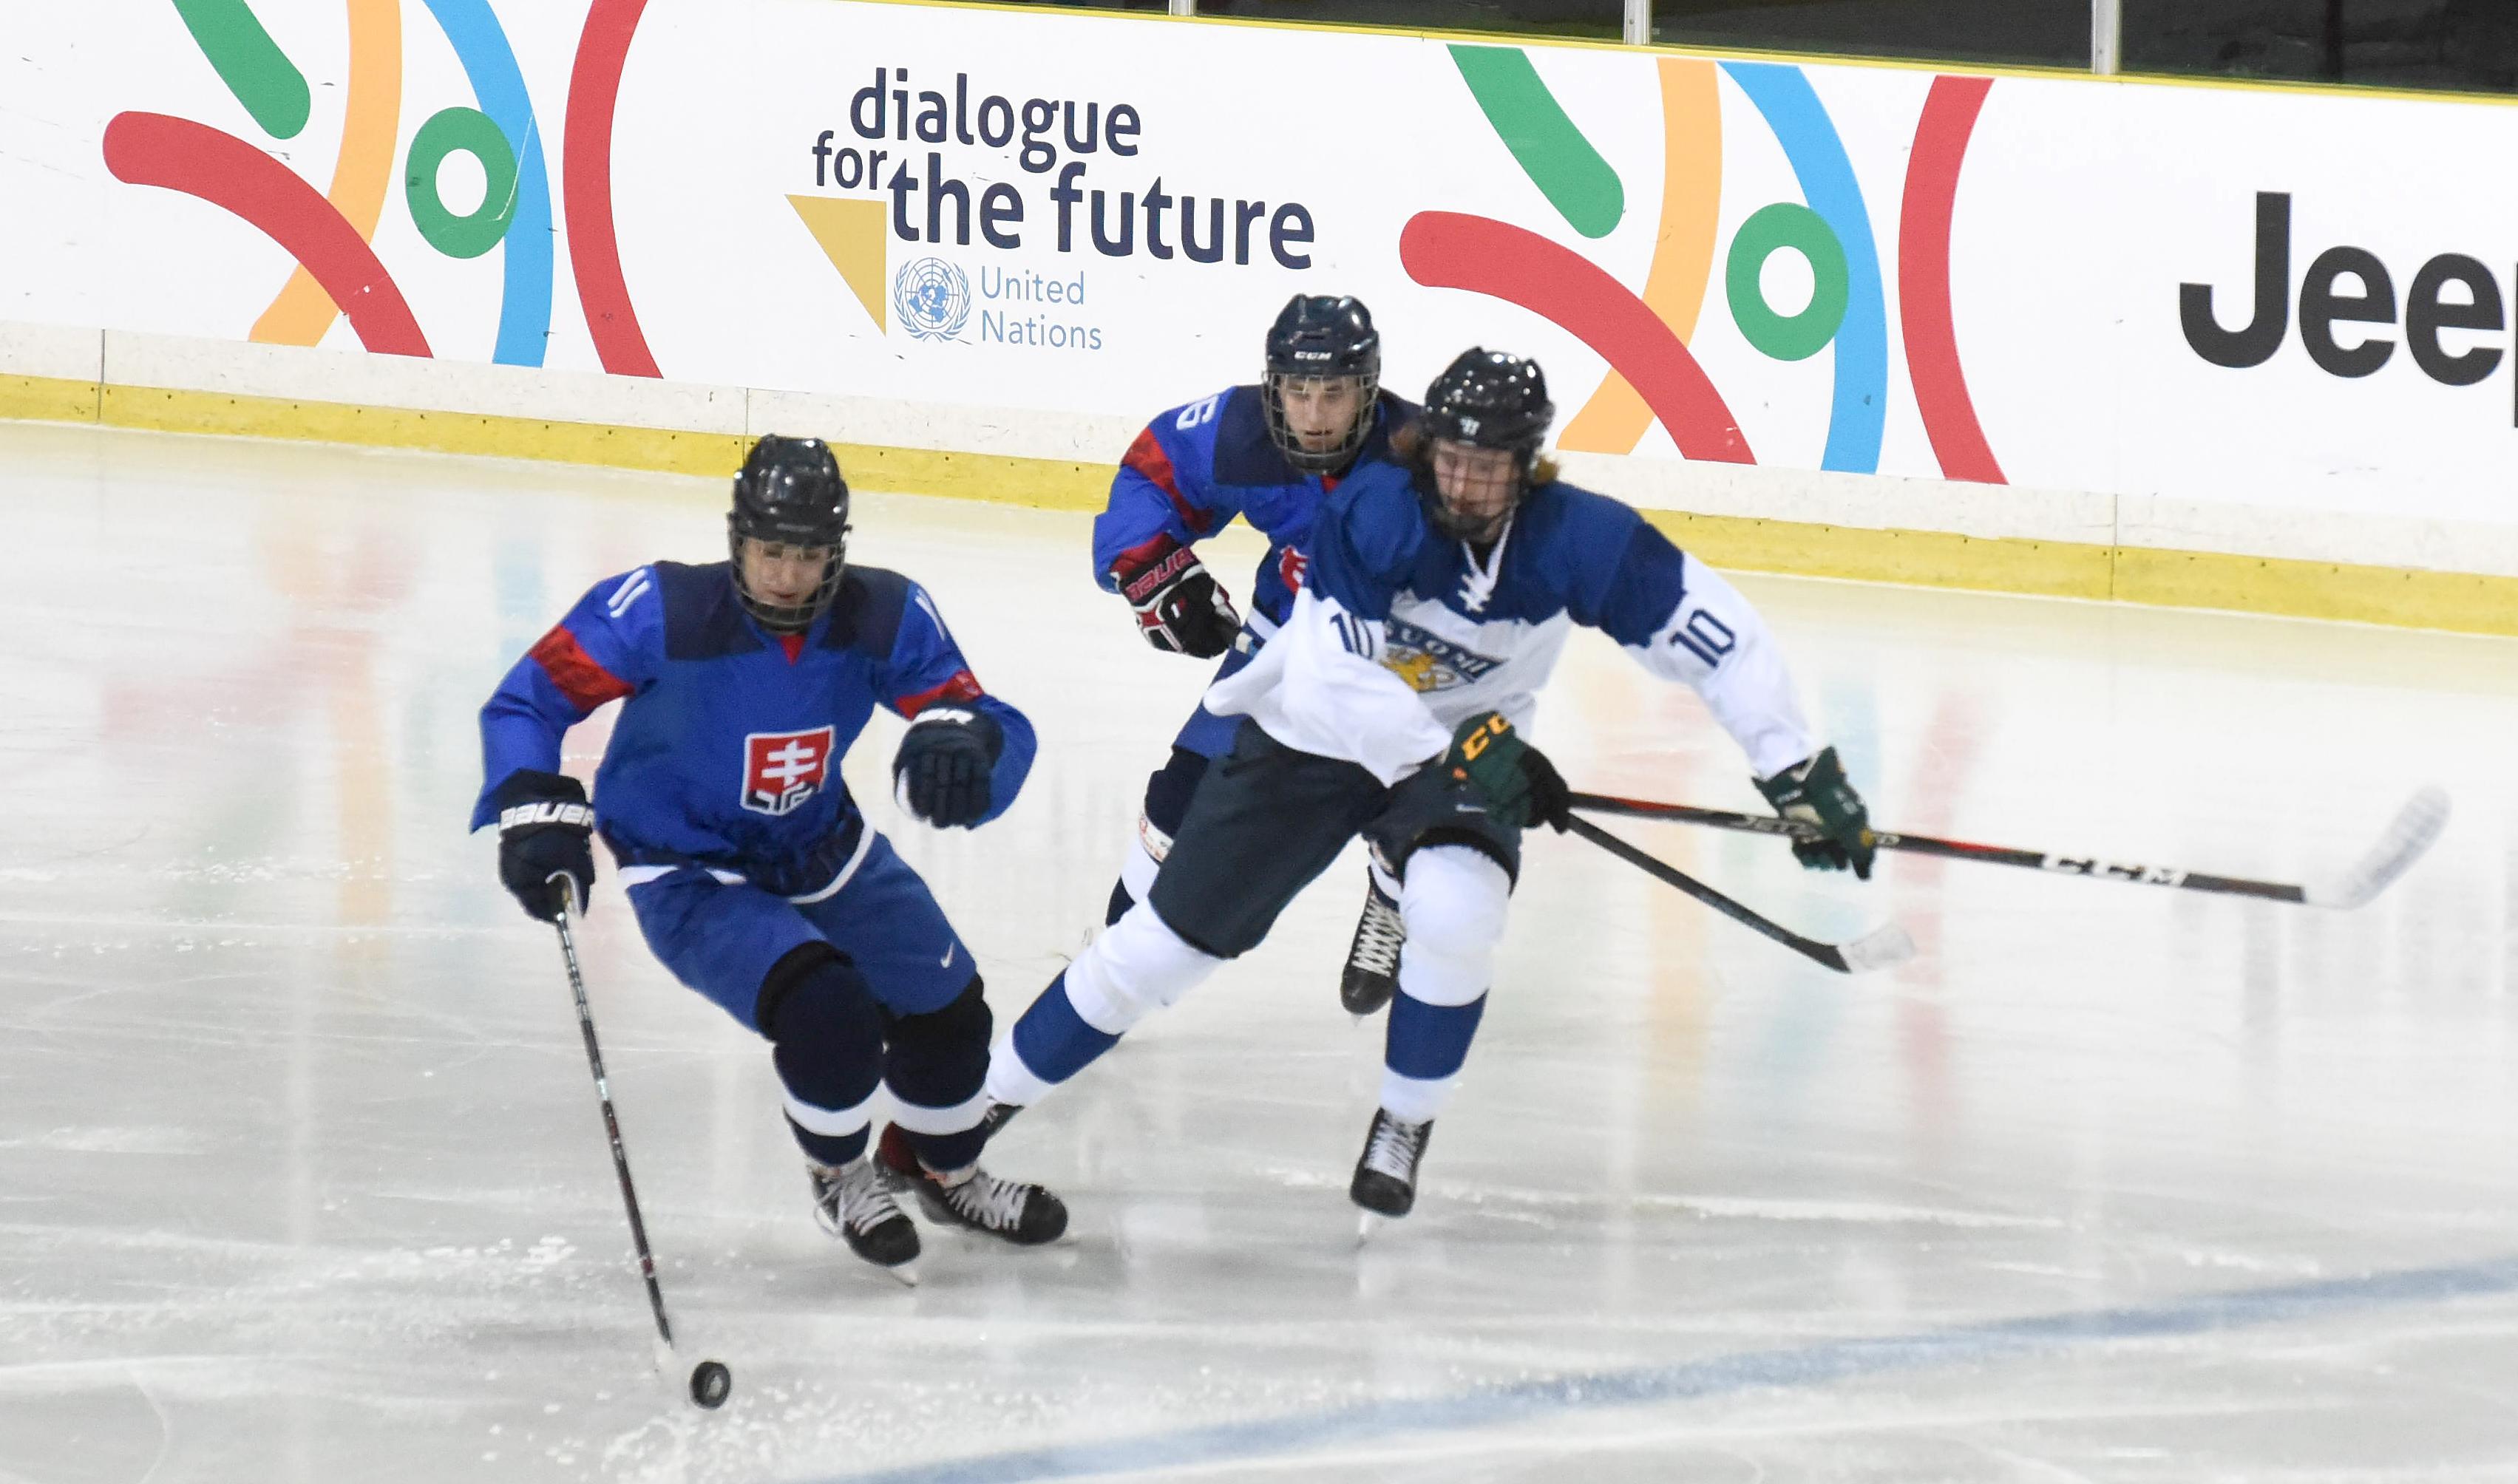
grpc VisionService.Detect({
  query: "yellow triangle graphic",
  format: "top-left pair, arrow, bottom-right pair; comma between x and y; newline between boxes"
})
787,194 -> 888,331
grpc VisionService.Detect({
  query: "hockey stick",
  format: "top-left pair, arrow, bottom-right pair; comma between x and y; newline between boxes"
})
1564,815 -> 1915,974
1566,786 -> 2449,911
547,881 -> 731,1409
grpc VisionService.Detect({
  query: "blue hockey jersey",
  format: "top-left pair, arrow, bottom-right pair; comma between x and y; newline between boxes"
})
472,561 -> 1034,897
1091,384 -> 1417,629
1207,462 -> 1816,785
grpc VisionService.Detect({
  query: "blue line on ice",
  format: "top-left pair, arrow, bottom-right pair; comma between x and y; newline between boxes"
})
805,1253 -> 2518,1484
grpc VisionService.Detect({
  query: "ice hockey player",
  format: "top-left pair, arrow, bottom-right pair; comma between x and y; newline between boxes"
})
980,350 -> 1875,1224
1090,293 -> 1422,1015
472,435 -> 1067,1283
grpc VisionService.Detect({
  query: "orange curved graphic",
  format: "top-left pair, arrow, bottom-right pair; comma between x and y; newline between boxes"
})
252,0 -> 401,344
1561,58 -> 1722,455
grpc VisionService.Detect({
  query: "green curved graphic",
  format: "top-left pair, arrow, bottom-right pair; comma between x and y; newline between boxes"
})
171,0 -> 310,140
404,106 -> 517,258
1725,202 -> 1847,362
1448,45 -> 1623,239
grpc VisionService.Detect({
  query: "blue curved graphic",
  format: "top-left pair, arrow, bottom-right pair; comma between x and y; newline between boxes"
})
421,0 -> 553,367
1720,62 -> 1886,475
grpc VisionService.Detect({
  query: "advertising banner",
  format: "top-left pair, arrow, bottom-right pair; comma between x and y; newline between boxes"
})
4,0 -> 2514,542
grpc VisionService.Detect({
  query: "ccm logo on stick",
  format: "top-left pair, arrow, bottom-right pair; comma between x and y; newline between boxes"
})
2182,192 -> 2512,414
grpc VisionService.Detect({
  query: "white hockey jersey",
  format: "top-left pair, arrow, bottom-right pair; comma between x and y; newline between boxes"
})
1205,461 -> 1815,786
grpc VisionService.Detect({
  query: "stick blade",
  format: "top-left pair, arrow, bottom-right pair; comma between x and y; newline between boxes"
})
1833,922 -> 1917,975
2307,785 -> 2450,911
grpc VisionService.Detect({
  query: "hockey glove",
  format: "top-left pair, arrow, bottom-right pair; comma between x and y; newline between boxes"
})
1108,534 -> 1241,658
1442,712 -> 1572,833
894,707 -> 1005,828
493,769 -> 597,920
1756,746 -> 1876,879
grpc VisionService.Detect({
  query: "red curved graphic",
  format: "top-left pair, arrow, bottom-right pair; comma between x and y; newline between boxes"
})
565,0 -> 658,378
103,111 -> 430,358
1898,76 -> 2003,485
1400,212 -> 1752,464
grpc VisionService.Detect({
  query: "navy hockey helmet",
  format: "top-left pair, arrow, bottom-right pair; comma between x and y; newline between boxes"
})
1413,349 -> 1555,542
728,435 -> 850,631
1262,294 -> 1382,474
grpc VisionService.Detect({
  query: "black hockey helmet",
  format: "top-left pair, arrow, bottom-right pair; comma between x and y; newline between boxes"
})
1412,349 -> 1555,541
728,435 -> 850,631
1263,294 -> 1381,475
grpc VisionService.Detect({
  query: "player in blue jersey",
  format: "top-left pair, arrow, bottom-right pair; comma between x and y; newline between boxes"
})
981,351 -> 1876,1225
1091,295 -> 1422,1015
475,436 -> 1067,1284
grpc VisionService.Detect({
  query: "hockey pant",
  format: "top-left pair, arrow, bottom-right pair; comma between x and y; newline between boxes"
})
1106,633 -> 1266,925
624,831 -> 994,1171
998,724 -> 1516,1123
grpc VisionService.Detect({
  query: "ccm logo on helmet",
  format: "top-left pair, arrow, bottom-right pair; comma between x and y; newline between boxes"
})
743,726 -> 837,816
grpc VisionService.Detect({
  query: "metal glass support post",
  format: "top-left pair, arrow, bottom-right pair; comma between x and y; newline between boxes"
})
1624,0 -> 1650,46
2091,0 -> 2121,73
1170,0 -> 1194,15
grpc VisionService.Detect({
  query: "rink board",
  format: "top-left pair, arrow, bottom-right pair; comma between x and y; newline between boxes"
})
6,0 -> 2518,628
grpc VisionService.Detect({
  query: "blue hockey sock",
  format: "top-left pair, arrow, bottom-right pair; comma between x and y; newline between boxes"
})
1385,989 -> 1488,1083
1008,971 -> 1121,1089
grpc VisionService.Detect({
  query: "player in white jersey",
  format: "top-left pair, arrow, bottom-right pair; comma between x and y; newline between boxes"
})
981,349 -> 1877,1220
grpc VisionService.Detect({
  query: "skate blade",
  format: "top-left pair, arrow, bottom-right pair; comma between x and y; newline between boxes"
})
880,1259 -> 920,1288
1355,1211 -> 1382,1247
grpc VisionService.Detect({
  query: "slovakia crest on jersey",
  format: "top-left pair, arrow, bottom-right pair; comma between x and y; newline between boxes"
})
1380,619 -> 1502,694
742,726 -> 836,816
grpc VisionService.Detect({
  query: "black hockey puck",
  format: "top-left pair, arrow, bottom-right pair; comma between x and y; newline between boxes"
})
688,1359 -> 732,1409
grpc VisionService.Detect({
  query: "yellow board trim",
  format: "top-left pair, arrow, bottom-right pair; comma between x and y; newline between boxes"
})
4,372 -> 2514,637
0,373 -> 101,424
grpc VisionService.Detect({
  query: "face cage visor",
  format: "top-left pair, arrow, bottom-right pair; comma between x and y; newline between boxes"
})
1413,437 -> 1535,543
1263,370 -> 1378,475
728,522 -> 847,633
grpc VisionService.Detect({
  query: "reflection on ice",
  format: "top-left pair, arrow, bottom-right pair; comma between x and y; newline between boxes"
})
0,423 -> 2513,1483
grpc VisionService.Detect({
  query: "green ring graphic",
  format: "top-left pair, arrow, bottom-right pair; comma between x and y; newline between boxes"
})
405,107 -> 518,259
1725,202 -> 1849,363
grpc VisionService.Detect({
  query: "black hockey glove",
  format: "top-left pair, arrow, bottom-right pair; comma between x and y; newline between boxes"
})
493,769 -> 597,921
1756,745 -> 1875,879
1109,534 -> 1241,658
893,707 -> 1005,828
1442,712 -> 1572,833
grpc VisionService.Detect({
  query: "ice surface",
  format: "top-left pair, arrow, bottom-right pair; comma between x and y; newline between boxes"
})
2,421 -> 2515,1483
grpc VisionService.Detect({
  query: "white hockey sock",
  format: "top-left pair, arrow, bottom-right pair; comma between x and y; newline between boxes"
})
1377,1067 -> 1456,1125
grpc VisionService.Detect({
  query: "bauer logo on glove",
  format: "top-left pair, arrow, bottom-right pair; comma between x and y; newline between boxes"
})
1107,534 -> 1242,658
492,769 -> 597,920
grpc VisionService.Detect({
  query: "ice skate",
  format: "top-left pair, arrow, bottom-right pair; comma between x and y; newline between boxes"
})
809,1156 -> 920,1284
1348,1107 -> 1432,1236
1340,873 -> 1405,1017
912,1164 -> 1070,1245
875,1117 -> 1065,1245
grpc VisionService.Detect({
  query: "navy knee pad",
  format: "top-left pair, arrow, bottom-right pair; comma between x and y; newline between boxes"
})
759,943 -> 886,1165
885,976 -> 992,1171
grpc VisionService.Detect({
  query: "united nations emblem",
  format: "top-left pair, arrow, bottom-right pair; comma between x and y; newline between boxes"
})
893,257 -> 971,342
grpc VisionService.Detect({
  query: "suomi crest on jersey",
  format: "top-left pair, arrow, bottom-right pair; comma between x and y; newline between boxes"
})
1380,618 -> 1504,694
